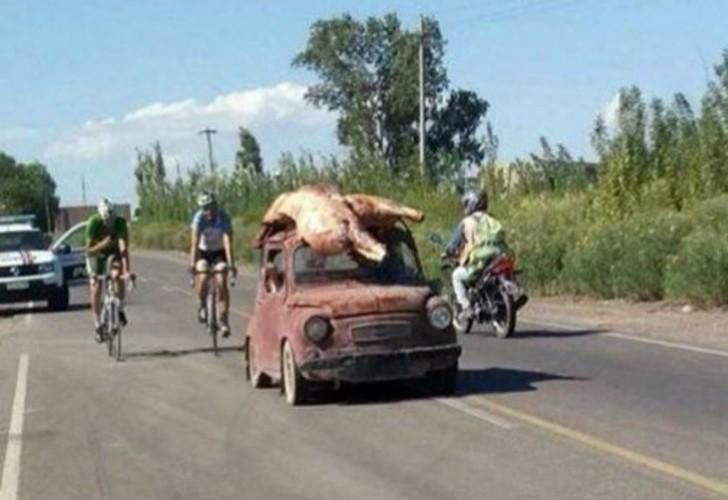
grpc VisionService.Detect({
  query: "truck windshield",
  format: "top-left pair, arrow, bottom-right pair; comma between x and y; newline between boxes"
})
0,231 -> 47,252
294,234 -> 422,285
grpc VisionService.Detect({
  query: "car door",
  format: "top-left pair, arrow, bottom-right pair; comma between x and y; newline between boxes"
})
254,246 -> 287,372
52,222 -> 88,285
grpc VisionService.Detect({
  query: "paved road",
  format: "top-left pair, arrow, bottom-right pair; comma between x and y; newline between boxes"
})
1,252 -> 727,500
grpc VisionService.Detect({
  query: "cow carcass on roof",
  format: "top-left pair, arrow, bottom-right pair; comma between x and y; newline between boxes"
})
253,184 -> 424,262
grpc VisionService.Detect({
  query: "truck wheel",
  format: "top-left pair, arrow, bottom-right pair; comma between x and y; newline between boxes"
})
48,284 -> 70,311
281,340 -> 308,405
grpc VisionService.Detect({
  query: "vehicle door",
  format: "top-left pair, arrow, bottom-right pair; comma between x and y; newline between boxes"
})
52,222 -> 88,285
254,245 -> 289,372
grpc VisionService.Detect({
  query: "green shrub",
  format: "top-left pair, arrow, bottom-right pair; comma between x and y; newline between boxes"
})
561,211 -> 690,300
665,229 -> 728,306
505,194 -> 591,294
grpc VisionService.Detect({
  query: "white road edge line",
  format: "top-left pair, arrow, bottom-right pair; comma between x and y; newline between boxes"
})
602,332 -> 728,359
0,353 -> 30,500
436,397 -> 516,430
521,318 -> 728,359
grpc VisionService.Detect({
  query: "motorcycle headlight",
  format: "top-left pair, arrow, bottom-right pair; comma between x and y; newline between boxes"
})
37,263 -> 55,274
428,304 -> 452,330
304,316 -> 331,343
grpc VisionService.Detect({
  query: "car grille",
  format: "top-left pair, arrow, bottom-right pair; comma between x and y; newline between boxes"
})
0,265 -> 39,278
351,322 -> 412,343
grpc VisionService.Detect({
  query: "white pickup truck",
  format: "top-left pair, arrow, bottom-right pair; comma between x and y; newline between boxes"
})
0,215 -> 87,311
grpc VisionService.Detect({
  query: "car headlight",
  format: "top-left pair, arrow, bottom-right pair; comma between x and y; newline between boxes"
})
428,304 -> 452,330
304,316 -> 331,343
37,263 -> 55,274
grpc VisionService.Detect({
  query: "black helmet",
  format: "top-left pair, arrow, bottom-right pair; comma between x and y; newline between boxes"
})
461,190 -> 488,215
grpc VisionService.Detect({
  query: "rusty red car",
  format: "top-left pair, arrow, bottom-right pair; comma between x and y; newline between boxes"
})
244,225 -> 461,405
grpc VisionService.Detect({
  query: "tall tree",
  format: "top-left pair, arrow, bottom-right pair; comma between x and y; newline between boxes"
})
134,141 -> 168,219
0,152 -> 59,232
234,127 -> 263,177
293,13 -> 488,176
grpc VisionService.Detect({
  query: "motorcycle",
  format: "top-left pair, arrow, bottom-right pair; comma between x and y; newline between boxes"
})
431,234 -> 528,338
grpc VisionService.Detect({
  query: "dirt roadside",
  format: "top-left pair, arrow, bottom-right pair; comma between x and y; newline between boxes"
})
522,296 -> 728,351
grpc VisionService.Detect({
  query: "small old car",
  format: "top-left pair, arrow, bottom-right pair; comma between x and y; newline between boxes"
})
245,224 -> 461,405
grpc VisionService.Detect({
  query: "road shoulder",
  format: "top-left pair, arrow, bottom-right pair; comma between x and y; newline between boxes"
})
523,297 -> 728,351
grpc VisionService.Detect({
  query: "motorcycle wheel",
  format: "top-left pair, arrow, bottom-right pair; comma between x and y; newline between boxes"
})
490,286 -> 516,339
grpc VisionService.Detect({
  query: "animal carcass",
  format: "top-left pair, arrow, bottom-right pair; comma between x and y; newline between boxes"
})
254,185 -> 424,262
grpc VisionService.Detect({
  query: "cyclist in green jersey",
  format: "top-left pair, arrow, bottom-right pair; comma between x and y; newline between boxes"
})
86,198 -> 132,341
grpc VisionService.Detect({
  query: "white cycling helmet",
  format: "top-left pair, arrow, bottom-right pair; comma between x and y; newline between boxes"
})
97,198 -> 115,221
197,191 -> 217,209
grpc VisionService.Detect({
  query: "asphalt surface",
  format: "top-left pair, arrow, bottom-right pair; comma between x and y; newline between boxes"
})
1,251 -> 727,500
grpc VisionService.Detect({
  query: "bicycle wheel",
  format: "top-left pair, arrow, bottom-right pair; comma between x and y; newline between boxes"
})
115,323 -> 123,362
208,286 -> 218,355
107,301 -> 116,357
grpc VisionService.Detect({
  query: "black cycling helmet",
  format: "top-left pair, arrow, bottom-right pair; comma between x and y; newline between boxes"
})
461,190 -> 488,215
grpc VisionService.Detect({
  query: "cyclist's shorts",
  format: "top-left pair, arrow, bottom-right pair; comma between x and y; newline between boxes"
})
87,254 -> 121,279
197,250 -> 227,266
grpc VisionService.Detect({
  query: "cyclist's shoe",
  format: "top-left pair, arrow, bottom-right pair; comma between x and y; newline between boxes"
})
220,320 -> 231,338
94,324 -> 105,343
119,309 -> 128,327
198,306 -> 207,324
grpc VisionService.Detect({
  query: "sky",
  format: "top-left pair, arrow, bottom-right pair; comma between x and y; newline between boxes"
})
1,0 -> 727,206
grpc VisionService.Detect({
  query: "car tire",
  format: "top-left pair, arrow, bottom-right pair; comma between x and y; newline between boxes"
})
427,362 -> 458,396
281,339 -> 308,405
246,337 -> 271,389
48,284 -> 70,311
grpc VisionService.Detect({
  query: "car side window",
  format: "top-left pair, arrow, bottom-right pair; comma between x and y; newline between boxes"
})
60,224 -> 87,250
263,248 -> 285,294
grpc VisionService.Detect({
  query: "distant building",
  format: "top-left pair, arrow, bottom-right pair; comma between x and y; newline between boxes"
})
55,204 -> 131,234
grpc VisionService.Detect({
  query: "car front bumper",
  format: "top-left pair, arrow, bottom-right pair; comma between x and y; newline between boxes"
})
0,278 -> 63,303
299,344 -> 462,383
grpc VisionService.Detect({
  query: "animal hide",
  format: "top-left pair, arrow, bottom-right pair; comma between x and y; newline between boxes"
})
254,185 -> 424,262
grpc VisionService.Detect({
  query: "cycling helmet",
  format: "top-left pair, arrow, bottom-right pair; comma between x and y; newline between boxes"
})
461,190 -> 488,215
197,191 -> 217,209
97,198 -> 115,222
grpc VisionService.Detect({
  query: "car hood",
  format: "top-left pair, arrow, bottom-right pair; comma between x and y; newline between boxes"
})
0,250 -> 55,267
288,283 -> 431,317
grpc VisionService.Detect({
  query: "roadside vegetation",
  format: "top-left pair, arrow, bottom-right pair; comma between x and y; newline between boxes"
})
127,14 -> 728,307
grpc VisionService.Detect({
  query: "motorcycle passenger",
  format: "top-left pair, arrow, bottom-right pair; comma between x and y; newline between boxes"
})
448,190 -> 505,320
189,192 -> 236,338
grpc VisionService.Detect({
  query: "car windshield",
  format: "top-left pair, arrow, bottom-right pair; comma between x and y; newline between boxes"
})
0,231 -> 47,252
293,230 -> 422,285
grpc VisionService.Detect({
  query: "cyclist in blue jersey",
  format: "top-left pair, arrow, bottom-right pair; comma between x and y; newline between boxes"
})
189,192 -> 236,337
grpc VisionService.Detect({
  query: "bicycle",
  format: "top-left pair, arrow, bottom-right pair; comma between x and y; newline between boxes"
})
189,266 -> 235,356
98,257 -> 134,361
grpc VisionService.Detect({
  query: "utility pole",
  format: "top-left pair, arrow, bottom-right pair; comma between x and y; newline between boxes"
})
419,15 -> 426,177
198,128 -> 218,173
44,190 -> 52,233
81,176 -> 87,206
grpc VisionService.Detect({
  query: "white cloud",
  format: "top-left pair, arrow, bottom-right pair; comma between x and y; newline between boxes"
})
601,92 -> 621,131
45,82 -> 332,161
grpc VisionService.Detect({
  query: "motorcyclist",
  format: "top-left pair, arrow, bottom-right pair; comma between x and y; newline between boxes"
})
447,190 -> 505,320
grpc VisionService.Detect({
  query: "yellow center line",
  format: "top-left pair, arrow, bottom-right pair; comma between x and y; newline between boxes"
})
469,397 -> 728,497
